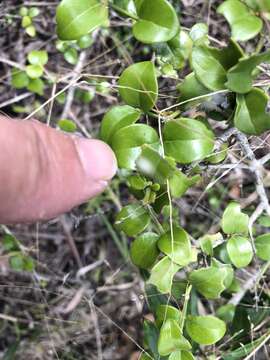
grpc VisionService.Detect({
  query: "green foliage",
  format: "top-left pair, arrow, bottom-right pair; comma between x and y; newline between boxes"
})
227,236 -> 253,268
255,233 -> 270,260
163,118 -> 215,164
115,203 -> 150,236
56,0 -> 108,40
133,0 -> 179,44
221,202 -> 249,235
155,304 -> 181,328
130,232 -> 159,269
118,61 -> 158,112
218,0 -> 263,41
186,315 -> 226,345
58,119 -> 77,133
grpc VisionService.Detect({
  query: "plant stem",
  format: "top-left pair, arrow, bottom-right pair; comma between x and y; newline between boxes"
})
180,284 -> 192,332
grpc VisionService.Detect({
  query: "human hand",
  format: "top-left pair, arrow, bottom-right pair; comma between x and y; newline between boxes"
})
0,117 -> 117,224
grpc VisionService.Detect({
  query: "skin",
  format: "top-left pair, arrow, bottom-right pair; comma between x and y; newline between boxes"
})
0,116 -> 117,224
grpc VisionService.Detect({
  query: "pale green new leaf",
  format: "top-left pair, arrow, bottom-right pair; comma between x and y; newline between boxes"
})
221,202 -> 249,235
169,351 -> 195,360
255,233 -> 270,261
148,256 -> 180,294
158,319 -> 191,356
115,203 -> 150,236
186,315 -> 226,345
156,304 -> 181,328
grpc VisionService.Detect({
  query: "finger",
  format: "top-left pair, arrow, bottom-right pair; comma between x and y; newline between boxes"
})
0,117 -> 117,224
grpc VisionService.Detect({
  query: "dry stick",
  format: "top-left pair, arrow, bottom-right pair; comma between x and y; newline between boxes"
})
89,301 -> 103,360
0,93 -> 32,109
60,215 -> 83,268
60,51 -> 88,120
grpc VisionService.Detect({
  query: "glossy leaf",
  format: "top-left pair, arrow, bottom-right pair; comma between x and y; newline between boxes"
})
158,319 -> 191,356
163,118 -> 215,164
216,304 -> 236,323
118,61 -> 158,112
130,232 -> 159,269
234,88 -> 270,135
168,30 -> 193,69
221,202 -> 249,235
148,256 -> 180,294
115,203 -> 150,236
212,258 -> 234,288
111,124 -> 159,170
189,264 -> 232,299
136,146 -> 175,184
27,50 -> 48,66
186,315 -> 226,345
255,233 -> 270,261
191,40 -> 243,91
157,226 -> 192,266
56,0 -> 108,40
226,50 -> 270,93
169,170 -> 200,198
169,351 -> 195,360
227,236 -> 253,268
100,105 -> 141,143
64,48 -> 78,65
156,304 -> 181,328
133,0 -> 179,44
177,72 -> 211,106
218,0 -> 263,41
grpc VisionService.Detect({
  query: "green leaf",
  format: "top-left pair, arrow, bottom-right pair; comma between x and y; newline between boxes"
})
168,30 -> 193,69
26,64 -> 43,79
255,233 -> 270,261
118,61 -> 158,112
111,124 -> 159,170
186,315 -> 226,345
22,15 -> 32,28
11,69 -> 29,89
19,7 -> 28,16
58,119 -> 77,133
189,23 -> 208,45
216,304 -> 236,323
29,7 -> 40,18
234,88 -> 270,135
56,0 -> 108,40
27,50 -> 48,66
227,236 -> 253,268
115,203 -> 150,236
157,226 -> 192,266
191,40 -> 243,91
226,50 -> 270,94
64,48 -> 78,65
177,72 -> 211,106
163,118 -> 215,164
130,232 -> 159,269
189,265 -> 231,299
148,256 -> 180,294
27,78 -> 44,95
2,234 -> 19,252
133,0 -> 179,44
136,146 -> 175,184
25,25 -> 36,37
156,304 -> 181,328
199,232 -> 223,256
77,34 -> 93,49
169,351 -> 195,360
9,254 -> 24,271
217,0 -> 263,41
143,319 -> 160,359
212,258 -> 234,288
169,170 -> 200,198
158,319 -> 191,356
100,105 -> 141,144
221,202 -> 249,235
